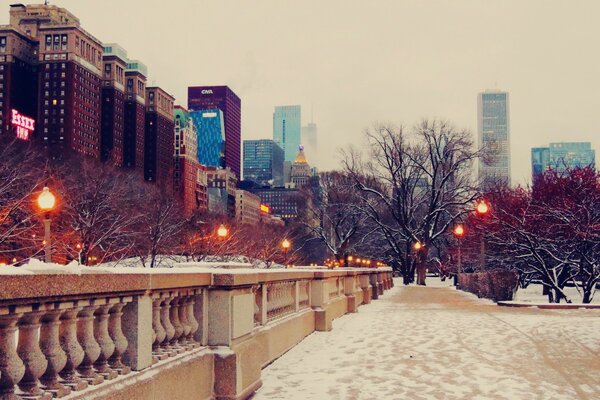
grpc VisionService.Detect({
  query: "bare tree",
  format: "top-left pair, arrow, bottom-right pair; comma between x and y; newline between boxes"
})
343,120 -> 481,284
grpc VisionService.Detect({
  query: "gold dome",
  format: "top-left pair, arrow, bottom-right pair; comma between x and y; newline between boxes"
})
294,146 -> 308,164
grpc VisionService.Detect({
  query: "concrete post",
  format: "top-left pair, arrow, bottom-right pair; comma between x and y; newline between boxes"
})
122,293 -> 153,371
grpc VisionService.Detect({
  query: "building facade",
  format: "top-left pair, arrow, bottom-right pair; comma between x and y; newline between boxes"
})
190,109 -> 225,168
188,86 -> 241,178
206,167 -> 238,217
253,187 -> 301,221
144,86 -> 175,186
290,145 -> 312,189
123,60 -> 147,171
478,91 -> 510,187
235,190 -> 261,225
273,105 -> 301,163
100,43 -> 127,165
532,142 -> 596,178
243,139 -> 284,187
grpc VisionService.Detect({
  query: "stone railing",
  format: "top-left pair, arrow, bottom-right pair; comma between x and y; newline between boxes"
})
0,266 -> 393,400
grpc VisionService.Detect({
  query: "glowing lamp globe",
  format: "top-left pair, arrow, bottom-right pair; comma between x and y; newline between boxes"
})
476,201 -> 489,215
453,224 -> 465,237
217,224 -> 229,238
281,239 -> 291,250
37,186 -> 56,211
413,241 -> 423,251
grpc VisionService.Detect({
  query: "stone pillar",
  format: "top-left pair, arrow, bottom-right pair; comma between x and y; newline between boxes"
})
0,310 -> 25,399
108,299 -> 131,374
59,304 -> 87,391
39,303 -> 71,397
17,309 -> 50,399
369,274 -> 379,300
93,302 -> 118,380
310,279 -> 331,331
359,274 -> 372,304
344,275 -> 358,313
76,303 -> 104,385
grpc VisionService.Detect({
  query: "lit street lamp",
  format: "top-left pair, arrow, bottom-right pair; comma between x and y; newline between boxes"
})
37,186 -> 56,263
76,243 -> 82,265
217,224 -> 229,239
453,224 -> 465,286
281,239 -> 291,266
475,200 -> 490,270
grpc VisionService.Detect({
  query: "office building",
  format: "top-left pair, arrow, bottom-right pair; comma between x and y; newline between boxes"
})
235,190 -> 261,225
243,139 -> 284,187
188,86 -> 241,177
290,145 -> 311,189
100,43 -> 127,165
144,86 -> 175,186
253,187 -> 301,221
301,121 -> 317,166
124,60 -> 147,170
273,105 -> 301,162
478,91 -> 510,186
532,142 -> 595,178
206,167 -> 238,217
190,109 -> 225,168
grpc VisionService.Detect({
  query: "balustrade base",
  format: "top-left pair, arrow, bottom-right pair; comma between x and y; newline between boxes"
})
98,370 -> 118,381
80,374 -> 104,386
42,385 -> 71,398
0,394 -> 23,400
62,379 -> 88,392
114,366 -> 131,375
17,391 -> 53,400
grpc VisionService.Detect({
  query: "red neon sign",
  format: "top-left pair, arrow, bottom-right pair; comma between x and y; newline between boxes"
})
11,109 -> 35,141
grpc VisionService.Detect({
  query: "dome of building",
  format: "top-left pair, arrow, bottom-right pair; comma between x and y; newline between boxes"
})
294,145 -> 308,164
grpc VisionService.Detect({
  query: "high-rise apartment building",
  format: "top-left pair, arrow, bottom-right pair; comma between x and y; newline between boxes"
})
273,105 -> 301,162
188,86 -> 241,178
124,60 -> 147,170
532,142 -> 595,178
144,86 -> 174,186
243,139 -> 284,187
478,91 -> 510,186
190,109 -> 225,169
5,4 -> 104,158
0,25 -> 38,138
100,43 -> 127,165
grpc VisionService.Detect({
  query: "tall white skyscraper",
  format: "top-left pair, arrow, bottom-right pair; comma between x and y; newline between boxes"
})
273,105 -> 301,162
477,91 -> 511,187
302,121 -> 318,166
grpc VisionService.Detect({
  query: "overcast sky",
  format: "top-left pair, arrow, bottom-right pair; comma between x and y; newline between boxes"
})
3,0 -> 599,184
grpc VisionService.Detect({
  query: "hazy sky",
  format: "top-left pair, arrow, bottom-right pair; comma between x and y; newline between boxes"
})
3,0 -> 599,184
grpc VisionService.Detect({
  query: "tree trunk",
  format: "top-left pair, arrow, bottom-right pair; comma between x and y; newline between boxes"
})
416,249 -> 428,286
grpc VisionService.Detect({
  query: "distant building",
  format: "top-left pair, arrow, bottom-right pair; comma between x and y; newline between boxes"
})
190,109 -> 225,169
290,146 -> 311,189
273,105 -> 301,162
532,142 -> 595,178
243,139 -> 284,187
144,86 -> 175,186
206,167 -> 238,217
235,190 -> 261,225
301,121 -> 317,166
253,187 -> 301,221
478,91 -> 510,187
124,60 -> 147,171
188,86 -> 241,178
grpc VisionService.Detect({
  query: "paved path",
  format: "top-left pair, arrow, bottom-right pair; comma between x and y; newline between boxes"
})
253,279 -> 600,400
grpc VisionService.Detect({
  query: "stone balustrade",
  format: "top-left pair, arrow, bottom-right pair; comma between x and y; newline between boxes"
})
0,266 -> 393,400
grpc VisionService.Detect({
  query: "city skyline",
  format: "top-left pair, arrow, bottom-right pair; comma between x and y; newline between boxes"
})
1,0 -> 599,184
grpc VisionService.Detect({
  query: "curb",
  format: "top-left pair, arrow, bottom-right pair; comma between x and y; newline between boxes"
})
497,301 -> 600,310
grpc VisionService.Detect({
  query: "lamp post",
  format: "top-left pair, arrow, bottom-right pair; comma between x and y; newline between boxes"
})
76,243 -> 82,265
37,186 -> 56,263
475,200 -> 490,270
453,224 -> 465,286
281,239 -> 291,266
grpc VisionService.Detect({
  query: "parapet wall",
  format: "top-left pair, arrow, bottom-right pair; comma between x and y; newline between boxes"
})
0,266 -> 393,399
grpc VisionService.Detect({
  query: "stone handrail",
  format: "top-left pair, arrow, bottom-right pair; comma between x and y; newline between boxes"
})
0,266 -> 393,400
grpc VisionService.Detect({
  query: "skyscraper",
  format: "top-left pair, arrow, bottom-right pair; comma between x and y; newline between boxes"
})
188,86 -> 241,178
243,139 -> 284,187
190,109 -> 225,169
532,142 -> 595,178
144,86 -> 175,186
478,91 -> 510,186
301,121 -> 317,166
273,105 -> 301,162
124,60 -> 147,171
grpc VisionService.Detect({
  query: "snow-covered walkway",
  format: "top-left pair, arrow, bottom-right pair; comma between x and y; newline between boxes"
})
253,278 -> 600,400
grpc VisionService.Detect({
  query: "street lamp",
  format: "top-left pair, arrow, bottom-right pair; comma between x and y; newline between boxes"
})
76,243 -> 82,265
413,241 -> 424,251
217,224 -> 229,239
37,186 -> 56,263
453,224 -> 465,286
281,239 -> 291,266
475,200 -> 490,270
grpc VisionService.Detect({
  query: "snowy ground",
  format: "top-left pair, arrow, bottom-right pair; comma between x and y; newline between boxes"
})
253,278 -> 600,400
514,283 -> 600,304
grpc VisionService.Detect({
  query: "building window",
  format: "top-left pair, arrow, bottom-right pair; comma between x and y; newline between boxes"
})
61,34 -> 67,50
45,35 -> 52,50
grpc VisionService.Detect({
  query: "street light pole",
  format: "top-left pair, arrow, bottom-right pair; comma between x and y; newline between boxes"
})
475,201 -> 490,271
43,215 -> 51,263
37,186 -> 56,263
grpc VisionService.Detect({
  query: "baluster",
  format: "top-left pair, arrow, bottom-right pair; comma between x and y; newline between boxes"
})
186,294 -> 199,347
177,294 -> 192,349
0,310 -> 25,399
152,297 -> 167,362
76,303 -> 104,385
108,299 -> 131,375
59,305 -> 87,391
93,302 -> 117,380
17,308 -> 51,399
39,303 -> 70,398
169,296 -> 183,352
160,297 -> 175,356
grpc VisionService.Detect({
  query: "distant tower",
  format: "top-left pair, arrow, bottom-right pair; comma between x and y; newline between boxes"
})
478,91 -> 510,187
301,117 -> 317,167
290,145 -> 311,188
273,105 -> 301,162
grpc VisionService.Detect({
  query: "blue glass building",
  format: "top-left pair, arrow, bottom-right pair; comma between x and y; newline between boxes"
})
478,91 -> 510,187
243,139 -> 284,187
532,142 -> 595,178
190,109 -> 225,168
273,105 -> 301,163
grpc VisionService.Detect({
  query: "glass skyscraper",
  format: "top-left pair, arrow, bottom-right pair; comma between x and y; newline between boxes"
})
532,142 -> 595,178
243,139 -> 284,187
478,91 -> 510,186
190,109 -> 225,168
273,105 -> 301,162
